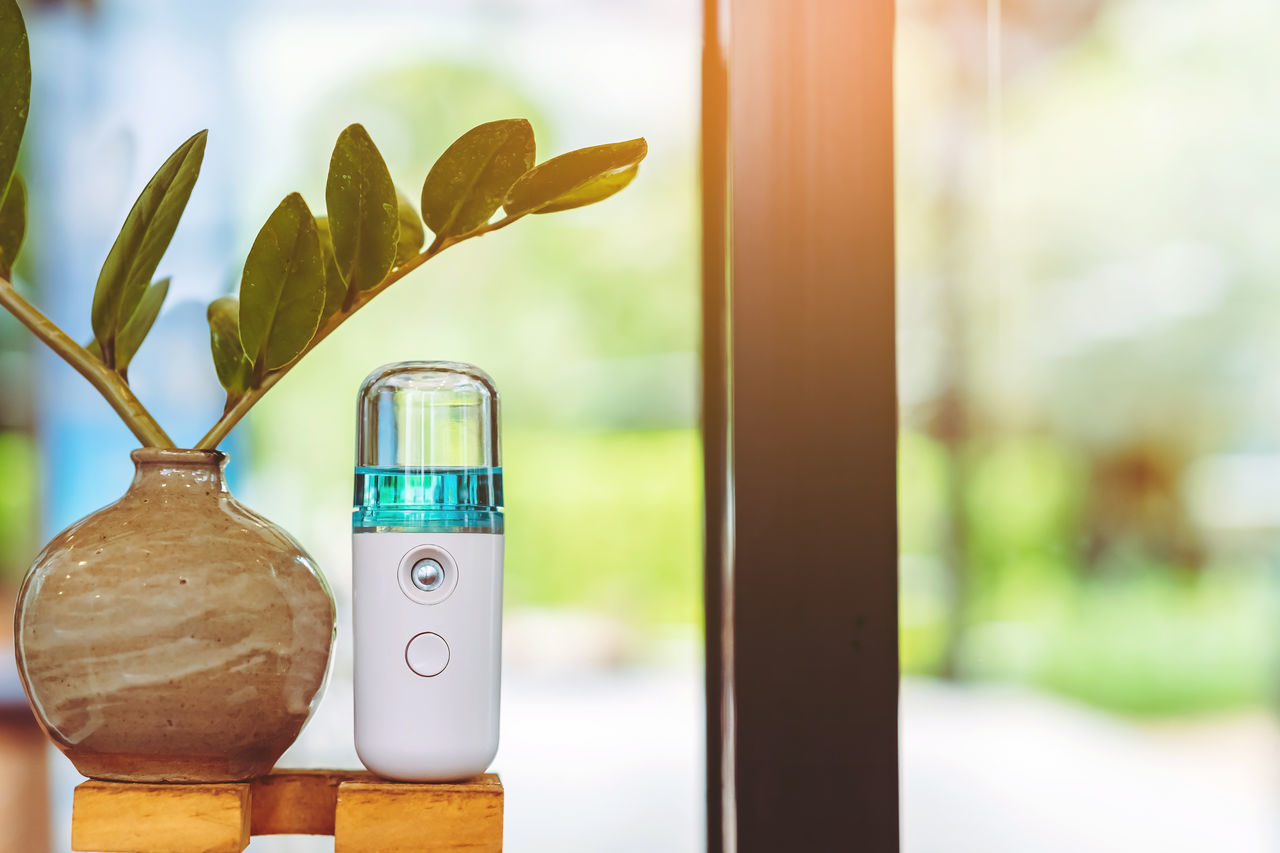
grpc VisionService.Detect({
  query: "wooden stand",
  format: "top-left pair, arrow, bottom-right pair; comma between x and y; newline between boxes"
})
70,769 -> 503,852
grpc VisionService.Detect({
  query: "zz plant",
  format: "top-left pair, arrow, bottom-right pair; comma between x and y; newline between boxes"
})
0,0 -> 645,450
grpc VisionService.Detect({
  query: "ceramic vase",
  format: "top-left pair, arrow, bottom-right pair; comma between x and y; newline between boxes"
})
13,448 -> 335,782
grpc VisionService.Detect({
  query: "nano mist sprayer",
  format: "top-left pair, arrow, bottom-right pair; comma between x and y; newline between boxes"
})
352,361 -> 504,781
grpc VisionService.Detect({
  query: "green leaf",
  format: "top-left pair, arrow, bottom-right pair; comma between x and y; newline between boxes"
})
207,295 -> 251,394
0,172 -> 23,278
535,162 -> 639,213
326,124 -> 396,297
421,119 -> 534,238
114,277 -> 168,372
395,191 -> 424,264
0,0 -> 30,199
504,138 -> 647,218
238,192 -> 325,372
314,216 -> 346,323
91,130 -> 207,366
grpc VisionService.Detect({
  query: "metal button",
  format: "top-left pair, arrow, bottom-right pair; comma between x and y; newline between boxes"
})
410,558 -> 445,592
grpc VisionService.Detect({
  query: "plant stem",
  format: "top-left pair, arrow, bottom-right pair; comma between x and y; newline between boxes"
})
193,212 -> 528,450
0,277 -> 176,448
193,253 -> 432,449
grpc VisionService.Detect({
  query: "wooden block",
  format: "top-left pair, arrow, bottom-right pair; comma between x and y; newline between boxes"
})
334,773 -> 503,852
70,769 -> 503,852
249,768 -> 366,836
71,780 -> 250,853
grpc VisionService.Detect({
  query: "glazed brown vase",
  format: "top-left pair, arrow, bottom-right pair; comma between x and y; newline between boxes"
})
13,448 -> 336,782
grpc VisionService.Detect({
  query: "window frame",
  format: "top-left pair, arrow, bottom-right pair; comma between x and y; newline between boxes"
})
702,1 -> 900,849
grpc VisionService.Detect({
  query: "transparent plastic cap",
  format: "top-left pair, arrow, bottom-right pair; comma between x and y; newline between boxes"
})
354,362 -> 502,533
356,361 -> 500,469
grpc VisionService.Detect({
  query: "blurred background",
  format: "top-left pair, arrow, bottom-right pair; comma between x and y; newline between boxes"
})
897,0 -> 1280,848
1,0 -> 1279,850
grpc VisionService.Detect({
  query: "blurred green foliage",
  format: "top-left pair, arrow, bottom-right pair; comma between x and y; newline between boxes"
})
504,429 -> 701,625
900,429 -> 1280,715
0,430 -> 36,577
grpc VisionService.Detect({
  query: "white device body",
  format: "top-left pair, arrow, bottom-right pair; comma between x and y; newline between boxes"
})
353,530 -> 503,781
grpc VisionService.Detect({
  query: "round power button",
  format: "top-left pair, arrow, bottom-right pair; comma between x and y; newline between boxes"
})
405,632 -> 450,677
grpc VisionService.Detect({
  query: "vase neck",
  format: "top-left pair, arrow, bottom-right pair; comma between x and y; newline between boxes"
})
129,449 -> 229,495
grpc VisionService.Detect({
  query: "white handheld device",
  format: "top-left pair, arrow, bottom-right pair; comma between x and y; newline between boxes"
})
352,361 -> 504,781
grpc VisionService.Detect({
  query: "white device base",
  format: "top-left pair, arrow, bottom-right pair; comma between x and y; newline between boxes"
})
353,531 -> 503,781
